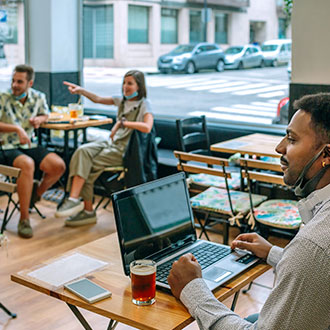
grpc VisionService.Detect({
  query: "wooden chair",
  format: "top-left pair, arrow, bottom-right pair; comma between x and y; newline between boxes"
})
0,164 -> 21,234
174,151 -> 267,244
240,158 -> 301,238
176,116 -> 241,194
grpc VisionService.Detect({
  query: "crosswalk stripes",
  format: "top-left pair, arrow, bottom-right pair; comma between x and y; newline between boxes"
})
146,75 -> 288,99
188,99 -> 278,125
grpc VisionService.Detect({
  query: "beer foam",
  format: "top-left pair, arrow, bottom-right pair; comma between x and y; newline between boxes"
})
131,264 -> 156,276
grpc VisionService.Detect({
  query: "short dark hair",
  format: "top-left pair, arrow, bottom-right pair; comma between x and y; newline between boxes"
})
14,64 -> 35,81
293,93 -> 330,143
123,70 -> 147,100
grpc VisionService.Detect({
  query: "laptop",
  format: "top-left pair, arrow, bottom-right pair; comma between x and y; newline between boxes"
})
112,172 -> 259,292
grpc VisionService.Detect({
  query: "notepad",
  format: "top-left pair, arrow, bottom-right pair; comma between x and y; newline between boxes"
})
26,253 -> 108,288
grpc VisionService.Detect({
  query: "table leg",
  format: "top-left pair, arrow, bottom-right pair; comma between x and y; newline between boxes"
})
64,131 -> 69,164
230,290 -> 240,311
67,303 -> 118,330
67,303 -> 93,330
74,130 -> 78,150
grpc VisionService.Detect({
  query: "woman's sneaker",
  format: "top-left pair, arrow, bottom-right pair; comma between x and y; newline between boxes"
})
55,199 -> 84,218
65,210 -> 97,227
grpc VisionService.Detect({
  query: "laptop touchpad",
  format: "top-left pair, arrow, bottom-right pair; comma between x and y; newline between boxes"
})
203,267 -> 232,283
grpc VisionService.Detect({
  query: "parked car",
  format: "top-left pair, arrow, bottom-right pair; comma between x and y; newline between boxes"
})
261,39 -> 291,67
157,43 -> 225,74
223,45 -> 264,69
272,96 -> 289,125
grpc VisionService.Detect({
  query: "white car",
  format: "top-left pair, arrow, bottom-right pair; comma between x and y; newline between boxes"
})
261,39 -> 291,67
224,45 -> 265,70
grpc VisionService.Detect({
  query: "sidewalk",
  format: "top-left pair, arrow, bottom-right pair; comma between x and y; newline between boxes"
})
83,66 -> 159,77
0,65 -> 160,80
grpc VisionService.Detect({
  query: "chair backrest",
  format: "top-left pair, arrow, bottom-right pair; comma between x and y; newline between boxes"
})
0,165 -> 21,194
176,115 -> 210,155
239,158 -> 284,186
174,150 -> 237,215
174,151 -> 232,185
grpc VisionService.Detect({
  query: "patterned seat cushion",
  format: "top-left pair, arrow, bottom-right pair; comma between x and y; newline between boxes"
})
190,186 -> 267,215
254,199 -> 301,229
189,172 -> 241,190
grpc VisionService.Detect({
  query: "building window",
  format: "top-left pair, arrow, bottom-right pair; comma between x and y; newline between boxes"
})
215,13 -> 228,44
189,10 -> 203,43
83,5 -> 113,59
128,5 -> 149,43
278,18 -> 286,39
161,8 -> 178,44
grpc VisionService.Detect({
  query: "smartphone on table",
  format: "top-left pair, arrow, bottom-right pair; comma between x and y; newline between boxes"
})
64,278 -> 112,303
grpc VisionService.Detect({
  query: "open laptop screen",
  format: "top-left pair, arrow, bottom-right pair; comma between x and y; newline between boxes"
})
112,173 -> 196,275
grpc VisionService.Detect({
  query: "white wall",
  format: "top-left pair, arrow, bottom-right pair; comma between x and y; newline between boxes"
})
292,0 -> 330,84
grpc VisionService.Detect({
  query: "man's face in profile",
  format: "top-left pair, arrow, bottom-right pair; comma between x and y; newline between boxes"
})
11,71 -> 32,97
276,110 -> 321,186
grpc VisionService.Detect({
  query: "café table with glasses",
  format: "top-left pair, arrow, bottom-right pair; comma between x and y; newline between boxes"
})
38,112 -> 113,165
11,233 -> 271,330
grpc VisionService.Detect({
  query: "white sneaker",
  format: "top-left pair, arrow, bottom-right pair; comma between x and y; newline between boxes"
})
55,199 -> 84,218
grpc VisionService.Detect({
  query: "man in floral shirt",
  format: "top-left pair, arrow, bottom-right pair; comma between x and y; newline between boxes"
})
0,65 -> 65,238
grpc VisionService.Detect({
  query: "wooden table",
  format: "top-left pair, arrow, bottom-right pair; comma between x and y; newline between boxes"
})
211,133 -> 284,158
11,233 -> 271,330
39,115 -> 113,163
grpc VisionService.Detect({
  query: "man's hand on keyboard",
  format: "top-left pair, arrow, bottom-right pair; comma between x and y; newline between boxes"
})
167,253 -> 202,299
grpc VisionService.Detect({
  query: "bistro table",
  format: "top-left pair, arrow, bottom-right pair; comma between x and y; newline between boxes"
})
211,133 -> 284,159
12,233 -> 271,330
39,114 -> 113,164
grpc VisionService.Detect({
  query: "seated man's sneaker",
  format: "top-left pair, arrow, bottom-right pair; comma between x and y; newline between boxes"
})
55,199 -> 84,218
65,210 -> 97,227
29,180 -> 41,209
18,219 -> 33,238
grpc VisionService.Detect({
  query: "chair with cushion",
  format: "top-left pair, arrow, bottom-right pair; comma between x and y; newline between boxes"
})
174,151 -> 267,244
240,158 -> 301,238
176,116 -> 241,193
0,164 -> 21,234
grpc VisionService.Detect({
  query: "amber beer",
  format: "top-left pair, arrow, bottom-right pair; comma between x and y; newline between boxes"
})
130,260 -> 156,305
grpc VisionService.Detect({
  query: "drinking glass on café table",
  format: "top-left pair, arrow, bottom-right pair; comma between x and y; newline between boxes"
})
130,260 -> 156,305
68,103 -> 83,118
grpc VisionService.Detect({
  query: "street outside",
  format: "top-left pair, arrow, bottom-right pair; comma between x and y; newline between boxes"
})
84,65 -> 289,125
0,65 -> 289,125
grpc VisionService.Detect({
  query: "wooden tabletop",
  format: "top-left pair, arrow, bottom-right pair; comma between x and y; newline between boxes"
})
211,133 -> 284,158
11,234 -> 271,330
41,114 -> 113,130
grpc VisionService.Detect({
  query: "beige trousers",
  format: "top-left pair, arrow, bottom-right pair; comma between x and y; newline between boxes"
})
66,139 -> 124,201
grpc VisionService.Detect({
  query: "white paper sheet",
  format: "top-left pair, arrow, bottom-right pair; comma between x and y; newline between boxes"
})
27,253 -> 108,287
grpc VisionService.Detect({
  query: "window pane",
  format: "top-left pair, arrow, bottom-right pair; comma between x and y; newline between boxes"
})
128,5 -> 149,43
95,7 -> 113,58
83,5 -> 113,59
161,8 -> 178,44
189,10 -> 203,43
215,13 -> 228,44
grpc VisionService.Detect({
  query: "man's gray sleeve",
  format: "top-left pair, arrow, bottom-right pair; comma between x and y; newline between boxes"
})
180,239 -> 330,330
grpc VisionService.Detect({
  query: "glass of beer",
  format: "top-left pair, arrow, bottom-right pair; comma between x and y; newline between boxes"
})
68,103 -> 83,118
130,260 -> 156,305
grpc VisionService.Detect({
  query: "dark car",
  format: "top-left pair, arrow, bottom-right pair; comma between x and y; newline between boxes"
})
157,43 -> 225,74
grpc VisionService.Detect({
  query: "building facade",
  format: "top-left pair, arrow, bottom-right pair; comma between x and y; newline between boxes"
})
83,0 -> 291,67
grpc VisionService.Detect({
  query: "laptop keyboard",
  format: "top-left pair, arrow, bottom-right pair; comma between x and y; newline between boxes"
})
156,242 -> 231,284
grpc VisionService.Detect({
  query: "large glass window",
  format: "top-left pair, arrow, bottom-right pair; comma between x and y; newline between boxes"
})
161,8 -> 178,44
128,5 -> 149,43
215,13 -> 228,44
83,5 -> 113,59
189,10 -> 203,43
